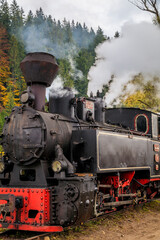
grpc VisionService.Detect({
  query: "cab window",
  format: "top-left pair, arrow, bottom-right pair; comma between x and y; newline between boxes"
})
135,114 -> 148,133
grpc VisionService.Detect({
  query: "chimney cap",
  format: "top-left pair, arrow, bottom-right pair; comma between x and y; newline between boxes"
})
20,52 -> 59,87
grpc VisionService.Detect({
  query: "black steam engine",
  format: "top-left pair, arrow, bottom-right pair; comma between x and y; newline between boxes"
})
0,52 -> 160,232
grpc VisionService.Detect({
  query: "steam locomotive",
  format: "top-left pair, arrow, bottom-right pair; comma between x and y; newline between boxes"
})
0,52 -> 160,232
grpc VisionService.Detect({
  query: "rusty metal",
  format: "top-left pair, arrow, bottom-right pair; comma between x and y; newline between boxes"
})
30,84 -> 46,112
20,52 -> 59,87
20,52 -> 59,111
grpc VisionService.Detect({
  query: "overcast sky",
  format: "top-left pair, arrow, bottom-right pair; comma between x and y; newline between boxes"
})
7,0 -> 152,36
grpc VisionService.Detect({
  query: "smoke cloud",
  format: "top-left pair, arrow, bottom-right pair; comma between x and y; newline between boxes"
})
21,24 -> 78,59
88,22 -> 160,105
46,76 -> 78,100
47,76 -> 69,99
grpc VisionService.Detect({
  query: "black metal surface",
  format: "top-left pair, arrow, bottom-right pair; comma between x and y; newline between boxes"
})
50,176 -> 96,226
105,108 -> 155,136
49,89 -> 75,119
77,98 -> 95,122
71,129 -> 160,176
71,130 -> 97,173
95,98 -> 105,123
9,160 -> 49,187
2,106 -> 73,166
97,130 -> 150,172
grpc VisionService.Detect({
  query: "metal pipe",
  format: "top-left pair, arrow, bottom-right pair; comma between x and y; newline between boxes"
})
20,52 -> 59,111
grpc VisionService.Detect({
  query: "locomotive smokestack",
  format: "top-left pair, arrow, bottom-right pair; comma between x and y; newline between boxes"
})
20,52 -> 59,111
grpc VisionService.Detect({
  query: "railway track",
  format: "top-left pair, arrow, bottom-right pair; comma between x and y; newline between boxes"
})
25,233 -> 51,240
0,230 -> 52,240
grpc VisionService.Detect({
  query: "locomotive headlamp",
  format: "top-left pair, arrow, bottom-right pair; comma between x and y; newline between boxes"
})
20,89 -> 35,104
0,161 -> 5,173
52,160 -> 62,173
51,160 -> 67,173
20,92 -> 29,103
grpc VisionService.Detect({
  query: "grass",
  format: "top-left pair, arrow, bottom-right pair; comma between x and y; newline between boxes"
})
0,146 -> 3,153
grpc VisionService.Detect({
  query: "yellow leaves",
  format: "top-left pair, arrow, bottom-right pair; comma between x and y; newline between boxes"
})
0,84 -> 6,92
121,75 -> 160,111
122,90 -> 146,108
0,25 -> 11,111
3,91 -> 15,110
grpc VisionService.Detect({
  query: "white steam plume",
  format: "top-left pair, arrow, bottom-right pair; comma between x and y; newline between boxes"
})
46,75 -> 78,100
47,76 -> 69,99
88,22 -> 160,106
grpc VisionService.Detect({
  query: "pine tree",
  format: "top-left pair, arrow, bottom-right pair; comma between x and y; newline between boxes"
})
58,59 -> 74,88
0,0 -> 10,31
94,27 -> 106,47
64,21 -> 73,43
25,10 -> 34,27
34,7 -> 45,25
72,22 -> 83,48
9,35 -> 26,102
10,0 -> 24,35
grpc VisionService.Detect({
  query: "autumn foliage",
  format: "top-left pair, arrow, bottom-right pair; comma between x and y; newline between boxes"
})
0,25 -> 10,109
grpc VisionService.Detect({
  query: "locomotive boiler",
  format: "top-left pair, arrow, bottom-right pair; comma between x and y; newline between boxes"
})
0,52 -> 160,232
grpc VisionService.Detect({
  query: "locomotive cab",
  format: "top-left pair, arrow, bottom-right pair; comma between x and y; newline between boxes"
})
105,107 -> 160,140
